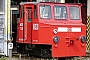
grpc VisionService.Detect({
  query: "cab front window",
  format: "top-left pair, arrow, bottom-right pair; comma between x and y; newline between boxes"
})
70,6 -> 80,20
40,5 -> 51,19
54,6 -> 67,19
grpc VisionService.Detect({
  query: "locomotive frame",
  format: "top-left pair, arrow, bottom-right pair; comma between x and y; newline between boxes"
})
17,2 -> 86,58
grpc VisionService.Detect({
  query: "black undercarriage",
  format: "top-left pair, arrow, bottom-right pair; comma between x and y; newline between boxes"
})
17,43 -> 52,57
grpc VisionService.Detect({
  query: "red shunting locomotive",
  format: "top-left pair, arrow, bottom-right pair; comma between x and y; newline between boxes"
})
17,2 -> 86,58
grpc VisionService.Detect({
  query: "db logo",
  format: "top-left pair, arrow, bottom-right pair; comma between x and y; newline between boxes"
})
53,29 -> 58,34
68,28 -> 72,32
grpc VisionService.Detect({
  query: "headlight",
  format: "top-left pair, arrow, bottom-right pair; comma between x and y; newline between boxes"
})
81,36 -> 86,43
53,36 -> 60,44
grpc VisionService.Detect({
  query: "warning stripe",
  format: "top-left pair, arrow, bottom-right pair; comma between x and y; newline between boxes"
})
87,16 -> 90,50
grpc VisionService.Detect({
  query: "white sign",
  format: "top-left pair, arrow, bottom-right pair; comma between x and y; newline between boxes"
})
57,27 -> 81,32
8,43 -> 13,49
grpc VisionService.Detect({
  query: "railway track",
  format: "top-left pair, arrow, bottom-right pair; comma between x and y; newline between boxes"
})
13,54 -> 52,60
12,53 -> 75,60
12,52 -> 90,60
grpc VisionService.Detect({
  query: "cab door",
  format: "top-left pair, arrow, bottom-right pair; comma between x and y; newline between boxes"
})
24,6 -> 34,44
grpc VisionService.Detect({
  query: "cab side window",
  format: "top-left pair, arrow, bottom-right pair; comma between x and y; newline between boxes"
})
21,5 -> 24,18
34,5 -> 37,18
40,5 -> 51,19
70,6 -> 80,20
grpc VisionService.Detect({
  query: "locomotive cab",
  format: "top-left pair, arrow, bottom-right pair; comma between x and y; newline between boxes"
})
17,2 -> 86,58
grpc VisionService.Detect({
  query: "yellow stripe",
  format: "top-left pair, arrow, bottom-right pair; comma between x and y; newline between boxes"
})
7,0 -> 11,34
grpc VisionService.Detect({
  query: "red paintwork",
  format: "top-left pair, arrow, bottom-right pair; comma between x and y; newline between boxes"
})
17,5 -> 24,43
17,2 -> 86,57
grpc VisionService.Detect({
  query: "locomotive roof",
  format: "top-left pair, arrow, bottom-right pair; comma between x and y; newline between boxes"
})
20,2 -> 39,5
20,2 -> 82,6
